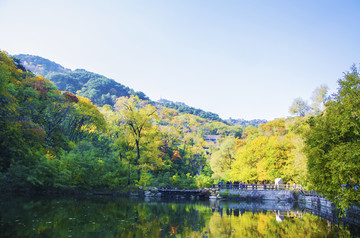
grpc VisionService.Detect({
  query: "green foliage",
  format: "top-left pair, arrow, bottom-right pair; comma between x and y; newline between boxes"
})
210,137 -> 237,180
0,52 -> 128,191
219,118 -> 307,184
194,174 -> 213,188
169,173 -> 196,189
136,169 -> 154,187
114,96 -> 163,180
54,140 -> 126,189
151,172 -> 172,189
305,65 -> 360,211
16,54 -> 149,106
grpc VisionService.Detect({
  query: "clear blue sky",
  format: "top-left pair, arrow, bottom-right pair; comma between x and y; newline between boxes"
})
1,0 -> 359,120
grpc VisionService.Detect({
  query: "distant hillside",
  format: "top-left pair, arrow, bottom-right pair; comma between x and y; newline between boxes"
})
14,54 -> 149,106
226,118 -> 268,127
48,69 -> 149,106
157,99 -> 226,123
14,54 -> 71,77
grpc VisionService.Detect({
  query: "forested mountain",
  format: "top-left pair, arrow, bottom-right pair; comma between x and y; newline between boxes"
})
156,99 -> 226,124
50,69 -> 149,106
226,118 -> 268,127
14,54 -> 149,106
14,54 -> 268,125
14,54 -> 71,77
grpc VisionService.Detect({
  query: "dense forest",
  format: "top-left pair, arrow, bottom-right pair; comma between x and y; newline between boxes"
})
0,52 -> 359,211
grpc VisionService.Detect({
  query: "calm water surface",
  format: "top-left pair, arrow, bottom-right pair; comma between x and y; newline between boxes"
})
0,194 -> 358,237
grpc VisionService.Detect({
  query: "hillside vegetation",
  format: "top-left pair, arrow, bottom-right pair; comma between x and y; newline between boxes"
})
14,54 -> 71,77
14,54 -> 149,106
1,52 -> 358,211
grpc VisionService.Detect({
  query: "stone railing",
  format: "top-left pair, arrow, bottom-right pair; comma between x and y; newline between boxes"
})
212,183 -> 303,191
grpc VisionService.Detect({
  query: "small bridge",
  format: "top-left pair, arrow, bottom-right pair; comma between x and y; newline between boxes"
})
158,189 -> 210,198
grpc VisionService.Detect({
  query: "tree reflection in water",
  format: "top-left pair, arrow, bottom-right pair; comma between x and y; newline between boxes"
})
0,194 -> 356,237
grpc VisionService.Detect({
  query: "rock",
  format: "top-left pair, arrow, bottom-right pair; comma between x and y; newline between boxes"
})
144,191 -> 153,197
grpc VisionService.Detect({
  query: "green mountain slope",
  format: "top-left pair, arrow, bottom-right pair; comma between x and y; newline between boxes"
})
157,99 -> 227,123
48,69 -> 148,106
14,54 -> 149,106
14,54 -> 71,77
14,54 -> 266,125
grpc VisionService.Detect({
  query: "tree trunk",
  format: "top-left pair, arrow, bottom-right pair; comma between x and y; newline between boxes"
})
135,139 -> 141,180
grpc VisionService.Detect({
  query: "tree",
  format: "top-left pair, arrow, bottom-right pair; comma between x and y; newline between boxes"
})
228,119 -> 300,183
289,98 -> 310,117
310,85 -> 328,115
257,136 -> 294,181
210,137 -> 243,180
305,65 -> 360,211
284,117 -> 309,185
114,96 -> 163,182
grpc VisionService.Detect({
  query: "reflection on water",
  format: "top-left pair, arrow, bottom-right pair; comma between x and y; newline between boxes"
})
0,194 -> 357,237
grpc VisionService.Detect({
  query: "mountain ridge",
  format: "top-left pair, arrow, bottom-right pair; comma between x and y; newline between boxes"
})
14,53 -> 266,126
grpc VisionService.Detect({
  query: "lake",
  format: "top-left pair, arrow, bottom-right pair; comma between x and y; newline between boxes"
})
0,194 -> 358,237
